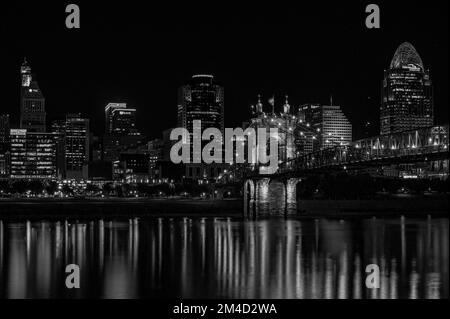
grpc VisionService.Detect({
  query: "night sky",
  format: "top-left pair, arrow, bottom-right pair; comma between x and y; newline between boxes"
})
1,1 -> 448,140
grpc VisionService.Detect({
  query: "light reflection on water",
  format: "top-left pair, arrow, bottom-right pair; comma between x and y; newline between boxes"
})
0,216 -> 448,299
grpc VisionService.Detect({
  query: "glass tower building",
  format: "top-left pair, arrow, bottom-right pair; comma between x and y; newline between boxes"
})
177,74 -> 225,180
177,75 -> 224,135
380,42 -> 433,135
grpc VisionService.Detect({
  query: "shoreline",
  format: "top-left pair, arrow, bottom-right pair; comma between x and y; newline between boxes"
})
0,197 -> 448,220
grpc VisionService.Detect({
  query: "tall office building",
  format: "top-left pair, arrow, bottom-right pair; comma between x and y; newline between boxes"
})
105,103 -> 138,135
9,129 -> 57,179
177,75 -> 225,180
51,119 -> 67,179
380,42 -> 433,135
111,107 -> 138,135
103,103 -> 141,166
20,59 -> 46,132
65,114 -> 90,180
299,104 -> 352,150
177,74 -> 224,135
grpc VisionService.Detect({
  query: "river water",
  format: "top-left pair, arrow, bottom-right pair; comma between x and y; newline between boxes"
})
0,213 -> 447,299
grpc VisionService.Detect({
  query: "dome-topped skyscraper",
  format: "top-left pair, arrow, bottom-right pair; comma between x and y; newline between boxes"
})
380,42 -> 433,135
390,42 -> 424,70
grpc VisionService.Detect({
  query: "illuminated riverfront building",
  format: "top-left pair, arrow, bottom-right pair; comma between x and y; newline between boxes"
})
299,103 -> 352,150
177,75 -> 226,181
9,129 -> 57,179
380,43 -> 439,178
177,75 -> 224,135
105,103 -> 125,134
103,103 -> 143,164
20,59 -> 46,133
381,42 -> 433,135
105,103 -> 138,135
51,119 -> 67,179
115,153 -> 151,183
65,114 -> 90,180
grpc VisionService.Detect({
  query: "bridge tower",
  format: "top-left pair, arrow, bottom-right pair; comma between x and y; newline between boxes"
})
244,177 -> 301,218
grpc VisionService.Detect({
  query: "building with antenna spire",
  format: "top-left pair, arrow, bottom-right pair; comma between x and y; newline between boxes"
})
20,58 -> 46,133
283,95 -> 291,114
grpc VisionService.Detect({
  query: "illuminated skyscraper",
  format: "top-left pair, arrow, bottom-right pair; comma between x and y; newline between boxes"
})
103,103 -> 143,164
20,59 -> 46,132
65,114 -> 90,180
105,103 -> 125,134
380,42 -> 433,135
105,103 -> 138,135
299,104 -> 352,150
177,75 -> 225,180
111,107 -> 138,135
51,119 -> 67,179
177,75 -> 224,135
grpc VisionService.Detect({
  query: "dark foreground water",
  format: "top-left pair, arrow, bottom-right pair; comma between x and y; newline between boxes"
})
0,215 -> 448,299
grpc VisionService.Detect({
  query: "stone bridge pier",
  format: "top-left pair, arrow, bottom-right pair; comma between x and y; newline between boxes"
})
244,177 -> 301,218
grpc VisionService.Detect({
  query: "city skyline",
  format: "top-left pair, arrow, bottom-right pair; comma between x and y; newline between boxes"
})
2,40 -> 447,140
1,2 -> 448,140
0,2 -> 448,304
0,41 -> 447,182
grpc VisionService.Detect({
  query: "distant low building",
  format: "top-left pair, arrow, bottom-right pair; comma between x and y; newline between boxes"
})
115,153 -> 151,183
102,134 -> 146,162
154,161 -> 185,182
